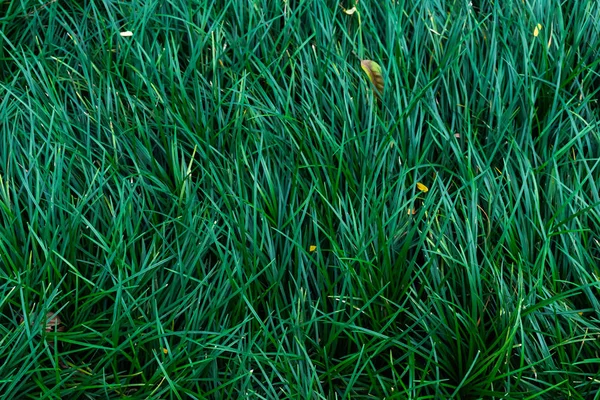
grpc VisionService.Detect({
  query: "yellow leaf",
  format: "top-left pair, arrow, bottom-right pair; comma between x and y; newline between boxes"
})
360,60 -> 384,94
309,245 -> 317,252
533,24 -> 542,37
343,6 -> 357,15
416,182 -> 429,192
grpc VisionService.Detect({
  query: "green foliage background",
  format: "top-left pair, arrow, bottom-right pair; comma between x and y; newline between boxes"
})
0,0 -> 599,398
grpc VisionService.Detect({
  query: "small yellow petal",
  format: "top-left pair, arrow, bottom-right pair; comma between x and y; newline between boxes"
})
120,31 -> 133,37
162,348 -> 168,354
309,245 -> 317,252
416,182 -> 429,193
533,24 -> 542,37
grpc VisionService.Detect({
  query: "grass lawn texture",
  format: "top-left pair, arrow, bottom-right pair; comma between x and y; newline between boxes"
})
1,0 -> 600,398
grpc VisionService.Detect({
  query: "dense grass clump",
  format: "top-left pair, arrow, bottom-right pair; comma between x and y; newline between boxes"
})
1,0 -> 600,398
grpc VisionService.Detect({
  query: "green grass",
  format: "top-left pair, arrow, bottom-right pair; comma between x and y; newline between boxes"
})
1,0 -> 600,398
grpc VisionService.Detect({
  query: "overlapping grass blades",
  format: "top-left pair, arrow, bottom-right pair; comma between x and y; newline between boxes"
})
0,0 -> 599,398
